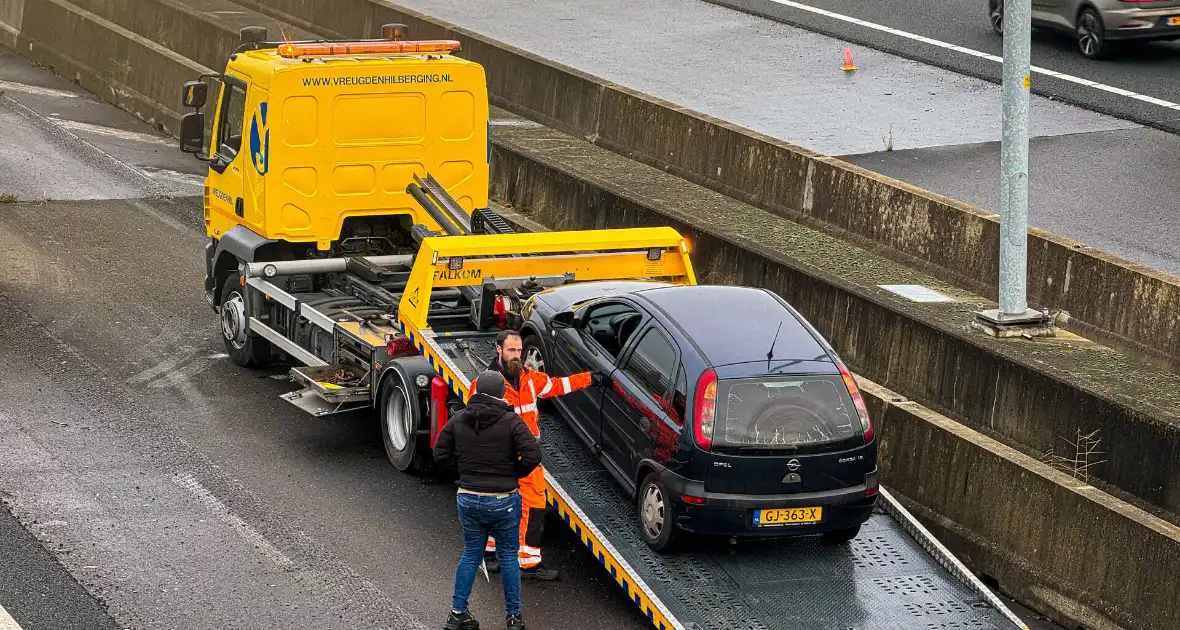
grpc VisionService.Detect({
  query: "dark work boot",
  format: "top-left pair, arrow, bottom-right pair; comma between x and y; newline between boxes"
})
484,551 -> 500,573
506,612 -> 525,629
520,563 -> 559,581
443,610 -> 479,630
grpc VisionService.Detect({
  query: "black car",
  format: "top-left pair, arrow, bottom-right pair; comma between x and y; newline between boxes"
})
518,281 -> 879,552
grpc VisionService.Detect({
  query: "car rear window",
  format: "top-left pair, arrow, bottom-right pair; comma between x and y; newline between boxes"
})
715,376 -> 861,450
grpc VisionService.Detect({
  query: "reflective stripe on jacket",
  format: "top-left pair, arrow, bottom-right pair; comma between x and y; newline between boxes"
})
505,368 -> 592,436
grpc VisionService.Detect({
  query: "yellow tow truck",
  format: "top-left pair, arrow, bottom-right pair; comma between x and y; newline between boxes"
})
176,26 -> 1029,630
176,24 -> 696,471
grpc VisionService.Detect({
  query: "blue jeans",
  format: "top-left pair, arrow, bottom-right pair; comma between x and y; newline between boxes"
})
452,491 -> 523,616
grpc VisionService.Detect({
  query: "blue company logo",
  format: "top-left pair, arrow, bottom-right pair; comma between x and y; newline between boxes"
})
249,101 -> 270,175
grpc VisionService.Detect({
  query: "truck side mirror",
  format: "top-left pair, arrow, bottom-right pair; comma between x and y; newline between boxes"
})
551,310 -> 575,329
182,81 -> 208,109
180,112 -> 206,155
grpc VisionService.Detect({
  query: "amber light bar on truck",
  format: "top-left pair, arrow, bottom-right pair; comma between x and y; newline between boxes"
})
277,39 -> 461,58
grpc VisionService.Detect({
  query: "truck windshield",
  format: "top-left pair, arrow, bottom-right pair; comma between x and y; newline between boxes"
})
715,375 -> 861,450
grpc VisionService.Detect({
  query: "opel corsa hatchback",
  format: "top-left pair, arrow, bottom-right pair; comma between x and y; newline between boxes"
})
521,283 -> 879,552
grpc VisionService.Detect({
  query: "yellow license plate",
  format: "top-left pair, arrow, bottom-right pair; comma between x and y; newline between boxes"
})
1169,16 -> 1180,26
754,506 -> 823,526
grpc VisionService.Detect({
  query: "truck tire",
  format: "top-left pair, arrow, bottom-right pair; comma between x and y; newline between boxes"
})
220,272 -> 271,368
378,365 -> 432,474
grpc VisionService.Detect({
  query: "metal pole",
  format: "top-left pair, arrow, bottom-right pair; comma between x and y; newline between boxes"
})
999,0 -> 1031,317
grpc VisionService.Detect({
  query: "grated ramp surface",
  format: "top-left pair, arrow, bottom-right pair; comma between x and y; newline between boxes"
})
538,411 -> 1012,630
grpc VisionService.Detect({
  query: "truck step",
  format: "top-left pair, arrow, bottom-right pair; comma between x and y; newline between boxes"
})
280,387 -> 369,417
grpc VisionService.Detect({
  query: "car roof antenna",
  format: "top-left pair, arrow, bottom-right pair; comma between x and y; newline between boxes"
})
767,321 -> 783,372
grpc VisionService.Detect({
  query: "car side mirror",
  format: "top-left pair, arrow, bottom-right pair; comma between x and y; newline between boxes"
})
179,112 -> 206,156
182,80 -> 208,109
551,310 -> 575,329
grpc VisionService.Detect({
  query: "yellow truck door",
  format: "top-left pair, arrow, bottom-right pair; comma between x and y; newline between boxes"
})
206,74 -> 250,236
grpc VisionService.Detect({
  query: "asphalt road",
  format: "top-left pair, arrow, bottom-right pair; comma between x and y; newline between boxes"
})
390,0 -> 1180,278
0,35 -> 1060,630
706,0 -> 1180,132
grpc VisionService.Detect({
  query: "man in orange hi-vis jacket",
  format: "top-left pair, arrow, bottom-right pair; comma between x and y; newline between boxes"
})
484,329 -> 594,581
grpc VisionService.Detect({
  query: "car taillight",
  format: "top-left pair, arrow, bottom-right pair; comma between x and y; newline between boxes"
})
681,494 -> 706,505
429,376 -> 449,448
693,368 -> 717,450
837,362 -> 874,443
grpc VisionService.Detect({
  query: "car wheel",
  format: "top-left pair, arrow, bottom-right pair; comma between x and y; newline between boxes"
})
821,524 -> 862,545
637,472 -> 680,552
988,0 -> 1004,35
1076,8 -> 1107,59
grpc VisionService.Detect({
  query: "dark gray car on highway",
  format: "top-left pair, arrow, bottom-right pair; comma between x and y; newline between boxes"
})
989,0 -> 1180,58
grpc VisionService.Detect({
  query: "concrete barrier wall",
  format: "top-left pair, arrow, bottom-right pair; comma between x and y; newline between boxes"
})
64,0 -> 315,75
0,0 -> 209,137
863,378 -> 1180,630
487,125 -> 1180,520
239,0 -> 1180,374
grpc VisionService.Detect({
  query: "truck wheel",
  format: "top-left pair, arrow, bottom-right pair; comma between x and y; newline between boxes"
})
378,367 -> 431,474
637,472 -> 680,553
220,272 -> 271,368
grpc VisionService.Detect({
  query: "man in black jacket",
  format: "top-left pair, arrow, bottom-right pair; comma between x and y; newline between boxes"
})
434,370 -> 542,630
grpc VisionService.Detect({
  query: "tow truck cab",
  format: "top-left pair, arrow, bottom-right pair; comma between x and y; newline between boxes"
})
178,25 -> 490,309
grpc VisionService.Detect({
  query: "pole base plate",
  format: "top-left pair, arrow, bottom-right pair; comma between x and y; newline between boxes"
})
972,308 -> 1055,338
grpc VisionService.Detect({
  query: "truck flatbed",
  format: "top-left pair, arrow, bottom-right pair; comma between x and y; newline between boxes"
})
433,337 -> 1025,630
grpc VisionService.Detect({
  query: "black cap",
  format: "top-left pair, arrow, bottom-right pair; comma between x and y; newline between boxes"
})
473,370 -> 507,400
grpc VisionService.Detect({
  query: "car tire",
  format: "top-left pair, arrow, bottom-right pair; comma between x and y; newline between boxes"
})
637,472 -> 680,553
988,0 -> 1004,35
1076,8 -> 1107,59
821,524 -> 862,545
378,367 -> 431,474
220,271 -> 272,368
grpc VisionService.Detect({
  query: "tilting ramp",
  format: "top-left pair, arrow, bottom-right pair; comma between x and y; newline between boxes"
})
538,412 -> 1023,630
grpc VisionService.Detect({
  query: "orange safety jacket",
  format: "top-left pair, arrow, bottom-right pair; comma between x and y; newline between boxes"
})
495,361 -> 592,437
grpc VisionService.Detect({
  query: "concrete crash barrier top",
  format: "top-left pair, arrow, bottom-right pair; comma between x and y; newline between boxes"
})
231,0 -> 1180,375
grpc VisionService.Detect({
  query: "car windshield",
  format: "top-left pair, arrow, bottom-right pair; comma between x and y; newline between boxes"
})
715,375 -> 860,450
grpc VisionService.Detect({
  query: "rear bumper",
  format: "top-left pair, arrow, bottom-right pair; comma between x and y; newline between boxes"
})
1103,9 -> 1180,40
660,468 -> 877,538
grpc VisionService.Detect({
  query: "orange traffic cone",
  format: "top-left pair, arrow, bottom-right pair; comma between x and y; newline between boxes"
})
841,47 -> 857,72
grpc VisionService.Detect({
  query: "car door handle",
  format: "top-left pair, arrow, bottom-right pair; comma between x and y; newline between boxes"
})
638,416 -> 650,432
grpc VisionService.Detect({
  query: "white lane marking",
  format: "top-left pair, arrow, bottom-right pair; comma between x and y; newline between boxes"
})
0,79 -> 80,99
172,473 -> 295,569
53,119 -> 174,147
762,0 -> 1180,112
0,603 -> 24,630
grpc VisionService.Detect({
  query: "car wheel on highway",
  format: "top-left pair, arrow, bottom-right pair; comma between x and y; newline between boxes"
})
988,0 -> 1004,35
638,472 -> 680,553
220,272 -> 271,368
1076,8 -> 1107,60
